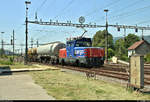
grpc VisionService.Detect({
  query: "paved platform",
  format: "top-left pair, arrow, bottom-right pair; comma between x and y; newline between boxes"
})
0,72 -> 55,100
0,66 -> 60,73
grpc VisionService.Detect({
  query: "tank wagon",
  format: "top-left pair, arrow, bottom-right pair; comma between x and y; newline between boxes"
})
28,37 -> 105,67
28,48 -> 37,62
36,41 -> 66,64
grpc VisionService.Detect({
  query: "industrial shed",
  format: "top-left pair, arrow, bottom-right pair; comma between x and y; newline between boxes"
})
128,40 -> 150,57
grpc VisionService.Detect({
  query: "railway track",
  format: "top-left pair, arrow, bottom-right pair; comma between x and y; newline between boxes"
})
30,62 -> 150,85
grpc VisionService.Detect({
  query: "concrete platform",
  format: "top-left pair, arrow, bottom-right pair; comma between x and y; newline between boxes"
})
0,67 -> 60,73
0,72 -> 55,100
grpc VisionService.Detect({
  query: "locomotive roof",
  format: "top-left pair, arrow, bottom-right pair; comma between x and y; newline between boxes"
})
67,37 -> 91,42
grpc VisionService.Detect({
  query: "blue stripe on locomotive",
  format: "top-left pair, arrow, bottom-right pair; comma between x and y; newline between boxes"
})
66,40 -> 104,58
66,37 -> 99,58
66,40 -> 86,58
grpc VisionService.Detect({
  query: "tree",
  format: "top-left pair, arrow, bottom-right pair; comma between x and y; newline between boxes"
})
114,38 -> 127,57
124,33 -> 140,48
108,48 -> 115,58
92,30 -> 114,49
114,33 -> 140,61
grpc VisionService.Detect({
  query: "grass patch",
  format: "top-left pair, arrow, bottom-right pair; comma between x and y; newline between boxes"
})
9,63 -> 39,69
0,56 -> 40,69
0,60 -> 13,65
29,70 -> 150,100
0,62 -> 39,69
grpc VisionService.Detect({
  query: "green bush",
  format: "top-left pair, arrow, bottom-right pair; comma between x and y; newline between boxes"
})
120,55 -> 129,62
1,55 -> 8,58
9,57 -> 14,63
0,60 -> 13,65
145,53 -> 150,63
108,48 -> 115,59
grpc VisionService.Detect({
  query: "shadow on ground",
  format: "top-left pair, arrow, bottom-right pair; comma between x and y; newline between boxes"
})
0,66 -> 12,76
140,90 -> 150,94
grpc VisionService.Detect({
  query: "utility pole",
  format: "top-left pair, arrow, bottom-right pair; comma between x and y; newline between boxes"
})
31,38 -> 33,48
141,29 -> 144,40
13,30 -> 15,60
1,32 -> 4,56
124,27 -> 126,41
104,9 -> 109,63
20,43 -> 23,56
25,1 -> 31,65
36,39 -> 39,47
21,46 -> 23,56
1,40 -> 3,56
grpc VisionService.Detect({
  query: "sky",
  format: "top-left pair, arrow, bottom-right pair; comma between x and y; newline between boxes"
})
1,0 -> 150,53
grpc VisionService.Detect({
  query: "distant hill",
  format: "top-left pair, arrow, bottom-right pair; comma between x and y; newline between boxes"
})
143,36 -> 150,43
113,35 -> 150,43
113,37 -> 122,43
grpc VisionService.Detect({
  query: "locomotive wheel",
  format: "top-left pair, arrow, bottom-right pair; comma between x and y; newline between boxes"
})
75,60 -> 79,67
79,63 -> 83,67
51,62 -> 54,64
61,60 -> 65,66
86,64 -> 92,68
56,59 -> 59,64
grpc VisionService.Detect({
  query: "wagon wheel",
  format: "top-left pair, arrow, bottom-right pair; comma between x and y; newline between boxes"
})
75,60 -> 79,67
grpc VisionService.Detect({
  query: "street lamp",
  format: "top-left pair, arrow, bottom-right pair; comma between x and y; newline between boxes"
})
104,9 -> 109,63
25,1 -> 31,65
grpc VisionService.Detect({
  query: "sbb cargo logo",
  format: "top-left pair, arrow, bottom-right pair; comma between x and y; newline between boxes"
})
75,50 -> 84,56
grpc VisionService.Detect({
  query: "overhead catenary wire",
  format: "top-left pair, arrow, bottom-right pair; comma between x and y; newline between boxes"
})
53,0 -> 74,19
36,0 -> 48,12
32,0 -> 58,42
136,20 -> 150,25
84,0 -> 121,17
93,0 -> 146,23
31,0 -> 75,43
108,0 -> 142,16
105,4 -> 150,23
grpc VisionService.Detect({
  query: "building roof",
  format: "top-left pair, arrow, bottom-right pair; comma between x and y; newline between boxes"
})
128,40 -> 145,50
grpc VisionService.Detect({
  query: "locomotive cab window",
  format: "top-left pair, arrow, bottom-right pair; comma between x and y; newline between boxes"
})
67,42 -> 71,47
75,41 -> 92,47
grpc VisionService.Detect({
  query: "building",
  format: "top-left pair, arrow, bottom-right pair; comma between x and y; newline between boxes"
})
128,40 -> 150,57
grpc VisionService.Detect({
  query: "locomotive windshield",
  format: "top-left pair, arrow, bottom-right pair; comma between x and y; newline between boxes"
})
75,40 -> 92,47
